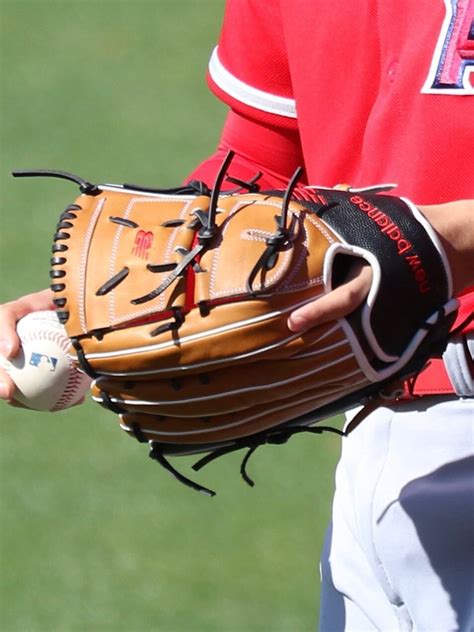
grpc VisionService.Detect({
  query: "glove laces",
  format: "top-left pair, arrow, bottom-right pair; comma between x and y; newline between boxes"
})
149,423 -> 345,497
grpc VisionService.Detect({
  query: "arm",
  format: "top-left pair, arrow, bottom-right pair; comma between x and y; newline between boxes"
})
188,110 -> 305,189
419,200 -> 474,296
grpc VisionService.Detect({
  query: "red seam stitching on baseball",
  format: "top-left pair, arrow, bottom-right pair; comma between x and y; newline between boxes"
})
19,330 -> 71,351
52,358 -> 87,411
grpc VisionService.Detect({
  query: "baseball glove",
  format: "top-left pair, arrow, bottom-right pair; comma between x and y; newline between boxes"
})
13,152 -> 457,495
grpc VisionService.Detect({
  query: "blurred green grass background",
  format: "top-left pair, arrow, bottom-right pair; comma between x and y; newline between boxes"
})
0,2 -> 342,630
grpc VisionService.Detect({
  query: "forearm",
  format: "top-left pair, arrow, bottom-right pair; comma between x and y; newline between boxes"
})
187,110 -> 305,189
418,200 -> 474,296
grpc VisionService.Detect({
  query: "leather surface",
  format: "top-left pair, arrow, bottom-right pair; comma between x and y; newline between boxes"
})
50,183 -> 453,453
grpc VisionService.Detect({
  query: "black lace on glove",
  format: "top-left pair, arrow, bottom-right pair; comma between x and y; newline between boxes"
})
148,423 -> 345,497
246,166 -> 303,294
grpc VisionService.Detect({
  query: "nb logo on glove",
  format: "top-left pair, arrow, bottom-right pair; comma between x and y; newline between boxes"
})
132,230 -> 154,260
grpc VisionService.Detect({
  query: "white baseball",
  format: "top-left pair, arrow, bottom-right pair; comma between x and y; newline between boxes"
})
1,310 -> 92,411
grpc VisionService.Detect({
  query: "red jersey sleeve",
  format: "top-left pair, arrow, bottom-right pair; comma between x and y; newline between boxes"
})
207,0 -> 297,129
187,110 -> 305,188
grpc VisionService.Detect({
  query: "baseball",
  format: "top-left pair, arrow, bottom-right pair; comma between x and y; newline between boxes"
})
1,310 -> 92,411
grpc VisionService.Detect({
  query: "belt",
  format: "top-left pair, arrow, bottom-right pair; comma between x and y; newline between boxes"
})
403,332 -> 474,399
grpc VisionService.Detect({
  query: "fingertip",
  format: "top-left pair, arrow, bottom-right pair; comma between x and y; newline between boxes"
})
0,338 -> 16,360
0,376 -> 16,400
0,311 -> 21,360
287,314 -> 309,333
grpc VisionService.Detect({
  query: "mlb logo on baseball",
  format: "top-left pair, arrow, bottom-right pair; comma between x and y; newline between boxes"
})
2,311 -> 91,411
29,352 -> 58,372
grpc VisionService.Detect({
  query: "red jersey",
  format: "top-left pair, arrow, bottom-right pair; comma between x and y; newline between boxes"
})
191,0 -> 474,393
208,0 -> 473,200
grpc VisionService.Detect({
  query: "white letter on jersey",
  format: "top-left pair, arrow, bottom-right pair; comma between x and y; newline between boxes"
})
422,0 -> 473,95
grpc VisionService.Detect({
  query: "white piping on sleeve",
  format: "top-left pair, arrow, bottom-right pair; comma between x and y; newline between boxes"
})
208,46 -> 297,119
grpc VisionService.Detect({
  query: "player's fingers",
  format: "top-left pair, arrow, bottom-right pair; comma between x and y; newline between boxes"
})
0,289 -> 54,400
0,367 -> 16,400
287,261 -> 372,333
0,289 -> 54,359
